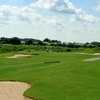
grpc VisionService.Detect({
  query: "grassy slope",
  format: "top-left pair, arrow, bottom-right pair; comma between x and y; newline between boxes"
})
0,50 -> 100,100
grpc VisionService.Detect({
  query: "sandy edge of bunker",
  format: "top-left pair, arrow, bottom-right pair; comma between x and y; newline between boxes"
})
0,81 -> 34,100
74,52 -> 100,55
7,54 -> 32,58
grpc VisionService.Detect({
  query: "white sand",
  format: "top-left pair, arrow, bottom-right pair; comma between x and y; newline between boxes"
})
7,54 -> 32,58
74,52 -> 89,54
93,53 -> 100,55
74,52 -> 100,55
0,81 -> 33,100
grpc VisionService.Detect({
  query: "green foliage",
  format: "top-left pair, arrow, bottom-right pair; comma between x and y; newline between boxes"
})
43,38 -> 51,42
93,47 -> 100,53
25,39 -> 33,45
10,37 -> 21,45
0,37 -> 100,48
0,44 -> 100,54
0,37 -> 21,45
0,44 -> 25,53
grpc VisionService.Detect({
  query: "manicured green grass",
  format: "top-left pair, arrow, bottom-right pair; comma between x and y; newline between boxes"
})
0,50 -> 100,100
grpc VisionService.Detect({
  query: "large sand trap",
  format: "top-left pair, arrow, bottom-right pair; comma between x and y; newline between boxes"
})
0,81 -> 33,100
83,57 -> 100,61
7,54 -> 32,58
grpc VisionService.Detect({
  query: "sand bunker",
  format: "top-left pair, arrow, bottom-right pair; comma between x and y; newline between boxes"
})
92,53 -> 100,55
74,52 -> 100,55
0,81 -> 33,100
7,54 -> 32,58
74,52 -> 89,54
83,57 -> 100,61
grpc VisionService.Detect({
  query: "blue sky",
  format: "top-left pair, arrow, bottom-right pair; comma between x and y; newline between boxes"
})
0,0 -> 100,42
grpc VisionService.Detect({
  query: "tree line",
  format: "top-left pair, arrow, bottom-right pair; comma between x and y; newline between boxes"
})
0,37 -> 100,48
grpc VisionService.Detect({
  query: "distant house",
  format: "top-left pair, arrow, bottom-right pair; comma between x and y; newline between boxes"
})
43,42 -> 51,45
21,41 -> 25,44
50,42 -> 58,46
86,43 -> 94,47
75,43 -> 84,47
33,41 -> 39,45
43,42 -> 59,46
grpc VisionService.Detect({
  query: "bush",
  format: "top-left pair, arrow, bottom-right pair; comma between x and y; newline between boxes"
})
66,49 -> 71,52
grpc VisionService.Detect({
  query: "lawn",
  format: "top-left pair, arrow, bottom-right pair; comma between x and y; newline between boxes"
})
0,50 -> 100,100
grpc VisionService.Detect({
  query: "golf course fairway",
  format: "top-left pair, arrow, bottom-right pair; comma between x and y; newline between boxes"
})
0,50 -> 100,100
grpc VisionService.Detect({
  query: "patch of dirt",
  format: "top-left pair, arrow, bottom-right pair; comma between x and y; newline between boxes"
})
7,54 -> 32,58
83,57 -> 100,61
0,81 -> 33,100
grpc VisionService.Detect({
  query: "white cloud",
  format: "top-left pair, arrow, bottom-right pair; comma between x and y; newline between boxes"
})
0,5 -> 44,25
31,0 -> 100,24
30,0 -> 83,14
0,5 -> 17,24
94,5 -> 100,11
45,16 -> 64,28
0,5 -> 64,28
71,13 -> 100,23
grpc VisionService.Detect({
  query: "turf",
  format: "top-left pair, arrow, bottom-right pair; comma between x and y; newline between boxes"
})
0,50 -> 100,100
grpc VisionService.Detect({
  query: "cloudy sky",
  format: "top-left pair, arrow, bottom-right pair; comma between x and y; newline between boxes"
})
0,0 -> 100,42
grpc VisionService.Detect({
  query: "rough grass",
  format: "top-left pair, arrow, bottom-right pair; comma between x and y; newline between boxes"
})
1,44 -> 100,53
0,50 -> 100,100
